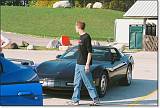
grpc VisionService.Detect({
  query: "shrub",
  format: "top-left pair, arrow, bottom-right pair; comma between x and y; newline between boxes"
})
29,0 -> 37,7
103,2 -> 110,9
119,1 -> 126,11
47,0 -> 59,7
34,0 -> 59,7
75,0 -> 81,7
109,0 -> 118,10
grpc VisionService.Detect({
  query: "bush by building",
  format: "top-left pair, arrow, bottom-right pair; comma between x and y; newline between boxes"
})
0,0 -> 137,12
1,0 -> 28,6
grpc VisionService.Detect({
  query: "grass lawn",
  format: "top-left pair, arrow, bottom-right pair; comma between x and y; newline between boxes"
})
1,6 -> 124,40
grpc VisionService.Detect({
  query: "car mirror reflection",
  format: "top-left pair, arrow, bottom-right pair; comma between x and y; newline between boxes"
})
56,55 -> 62,58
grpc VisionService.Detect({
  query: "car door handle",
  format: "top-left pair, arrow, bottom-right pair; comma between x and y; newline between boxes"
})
123,62 -> 127,64
18,91 -> 33,96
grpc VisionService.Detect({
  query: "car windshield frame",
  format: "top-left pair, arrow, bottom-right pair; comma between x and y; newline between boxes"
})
59,47 -> 78,59
59,47 -> 114,61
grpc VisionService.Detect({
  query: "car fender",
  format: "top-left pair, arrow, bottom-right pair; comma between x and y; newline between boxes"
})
123,54 -> 134,71
91,65 -> 110,86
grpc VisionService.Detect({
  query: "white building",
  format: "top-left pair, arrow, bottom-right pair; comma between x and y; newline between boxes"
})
115,19 -> 157,44
115,0 -> 158,49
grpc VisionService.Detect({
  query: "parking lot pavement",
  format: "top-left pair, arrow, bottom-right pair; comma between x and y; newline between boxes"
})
3,49 -> 65,64
3,50 -> 158,106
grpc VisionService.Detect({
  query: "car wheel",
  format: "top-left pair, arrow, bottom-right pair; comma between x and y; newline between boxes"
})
98,72 -> 108,98
120,65 -> 132,86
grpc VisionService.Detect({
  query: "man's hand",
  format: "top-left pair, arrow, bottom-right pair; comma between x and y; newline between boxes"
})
85,64 -> 90,73
85,53 -> 92,73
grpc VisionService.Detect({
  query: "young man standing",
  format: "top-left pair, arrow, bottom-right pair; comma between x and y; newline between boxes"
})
68,21 -> 100,106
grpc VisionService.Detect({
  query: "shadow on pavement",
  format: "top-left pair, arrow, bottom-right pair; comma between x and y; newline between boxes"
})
100,99 -> 157,106
43,79 -> 157,105
101,79 -> 157,101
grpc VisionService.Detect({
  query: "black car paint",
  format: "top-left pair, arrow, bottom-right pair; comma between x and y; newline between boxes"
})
36,46 -> 134,91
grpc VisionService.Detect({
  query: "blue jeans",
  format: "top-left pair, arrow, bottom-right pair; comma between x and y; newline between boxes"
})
72,64 -> 98,102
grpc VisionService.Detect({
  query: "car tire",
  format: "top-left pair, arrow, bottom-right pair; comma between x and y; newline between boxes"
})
120,65 -> 132,86
98,71 -> 108,98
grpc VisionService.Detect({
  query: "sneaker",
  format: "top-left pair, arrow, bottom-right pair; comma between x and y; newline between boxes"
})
67,100 -> 79,106
90,98 -> 100,106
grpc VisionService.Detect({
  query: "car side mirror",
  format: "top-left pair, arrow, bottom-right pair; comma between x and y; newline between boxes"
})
56,55 -> 61,58
21,62 -> 29,65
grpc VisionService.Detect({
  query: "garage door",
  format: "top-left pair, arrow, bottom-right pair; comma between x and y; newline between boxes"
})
129,25 -> 143,49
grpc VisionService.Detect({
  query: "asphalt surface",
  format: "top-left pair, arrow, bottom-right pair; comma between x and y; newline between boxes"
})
3,49 -> 158,106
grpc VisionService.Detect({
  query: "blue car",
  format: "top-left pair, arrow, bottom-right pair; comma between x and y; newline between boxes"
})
0,56 -> 43,106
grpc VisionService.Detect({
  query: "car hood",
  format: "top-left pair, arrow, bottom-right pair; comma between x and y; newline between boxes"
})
36,59 -> 108,80
36,59 -> 76,80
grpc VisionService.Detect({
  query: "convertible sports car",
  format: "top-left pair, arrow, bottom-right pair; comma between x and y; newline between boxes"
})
0,57 -> 43,106
37,46 -> 134,97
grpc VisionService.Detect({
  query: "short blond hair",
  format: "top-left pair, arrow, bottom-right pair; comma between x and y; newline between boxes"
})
76,21 -> 86,30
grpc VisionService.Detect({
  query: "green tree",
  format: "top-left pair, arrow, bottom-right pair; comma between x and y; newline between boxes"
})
31,0 -> 59,7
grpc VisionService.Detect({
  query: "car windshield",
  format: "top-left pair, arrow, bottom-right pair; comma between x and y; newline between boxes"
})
60,47 -> 112,61
60,47 -> 78,59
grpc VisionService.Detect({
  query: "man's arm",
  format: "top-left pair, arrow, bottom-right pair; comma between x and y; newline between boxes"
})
85,53 -> 92,72
85,35 -> 92,72
86,53 -> 92,65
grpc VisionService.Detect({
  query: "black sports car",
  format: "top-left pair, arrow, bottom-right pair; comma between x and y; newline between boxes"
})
36,46 -> 134,97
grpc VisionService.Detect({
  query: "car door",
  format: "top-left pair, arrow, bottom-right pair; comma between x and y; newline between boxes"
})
109,48 -> 127,79
0,58 -> 43,106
